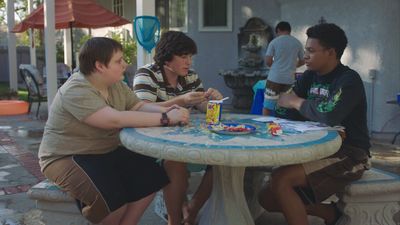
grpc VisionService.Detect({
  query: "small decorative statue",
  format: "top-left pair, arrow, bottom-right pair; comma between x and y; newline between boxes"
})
239,33 -> 263,68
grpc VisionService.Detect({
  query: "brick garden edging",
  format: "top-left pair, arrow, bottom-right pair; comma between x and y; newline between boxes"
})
0,130 -> 45,196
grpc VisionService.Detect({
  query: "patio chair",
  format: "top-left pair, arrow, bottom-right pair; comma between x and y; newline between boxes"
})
250,80 -> 266,115
19,64 -> 47,118
43,63 -> 72,87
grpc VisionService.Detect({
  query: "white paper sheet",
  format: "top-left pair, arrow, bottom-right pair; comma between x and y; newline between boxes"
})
252,117 -> 344,132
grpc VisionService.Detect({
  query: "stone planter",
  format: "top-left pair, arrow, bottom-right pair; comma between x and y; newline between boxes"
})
219,69 -> 267,109
219,17 -> 272,110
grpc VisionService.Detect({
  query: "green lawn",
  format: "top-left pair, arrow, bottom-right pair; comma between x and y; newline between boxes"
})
0,82 -> 28,101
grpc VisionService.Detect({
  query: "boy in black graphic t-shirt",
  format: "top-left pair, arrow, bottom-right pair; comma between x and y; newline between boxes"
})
258,23 -> 370,225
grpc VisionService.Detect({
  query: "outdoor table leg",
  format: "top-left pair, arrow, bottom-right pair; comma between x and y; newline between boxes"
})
199,165 -> 255,225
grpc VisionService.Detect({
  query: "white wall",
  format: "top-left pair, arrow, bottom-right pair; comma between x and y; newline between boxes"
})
279,0 -> 400,133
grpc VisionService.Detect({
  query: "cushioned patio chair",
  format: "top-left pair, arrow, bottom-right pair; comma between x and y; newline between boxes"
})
19,64 -> 47,118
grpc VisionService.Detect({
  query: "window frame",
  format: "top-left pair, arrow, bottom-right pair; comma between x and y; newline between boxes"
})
169,0 -> 189,33
112,0 -> 124,17
198,0 -> 232,32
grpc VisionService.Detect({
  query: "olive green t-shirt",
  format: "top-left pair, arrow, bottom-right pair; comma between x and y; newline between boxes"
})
38,72 -> 140,171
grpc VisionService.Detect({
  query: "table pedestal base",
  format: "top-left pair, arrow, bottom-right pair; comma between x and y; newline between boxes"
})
199,166 -> 255,225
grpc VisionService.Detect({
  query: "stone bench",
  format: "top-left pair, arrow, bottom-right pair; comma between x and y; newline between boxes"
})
338,168 -> 400,225
27,180 -> 90,225
246,167 -> 400,225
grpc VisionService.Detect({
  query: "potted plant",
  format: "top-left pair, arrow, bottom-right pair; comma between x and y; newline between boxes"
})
0,85 -> 29,115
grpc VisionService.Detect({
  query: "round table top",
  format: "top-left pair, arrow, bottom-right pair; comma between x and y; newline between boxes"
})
120,114 -> 342,167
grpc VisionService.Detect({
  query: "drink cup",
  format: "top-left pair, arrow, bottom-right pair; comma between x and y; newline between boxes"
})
206,100 -> 222,124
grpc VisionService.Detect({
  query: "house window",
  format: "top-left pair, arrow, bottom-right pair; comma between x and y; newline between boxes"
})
199,0 -> 232,32
155,0 -> 188,32
169,0 -> 188,32
113,0 -> 123,17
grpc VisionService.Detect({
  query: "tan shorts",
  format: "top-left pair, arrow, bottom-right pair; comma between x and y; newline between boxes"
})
300,145 -> 370,203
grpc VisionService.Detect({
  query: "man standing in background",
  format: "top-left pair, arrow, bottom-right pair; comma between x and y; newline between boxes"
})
263,21 -> 305,115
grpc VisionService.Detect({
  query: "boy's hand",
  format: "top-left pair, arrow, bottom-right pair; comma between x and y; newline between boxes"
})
164,104 -> 181,113
277,92 -> 305,110
180,92 -> 208,106
166,107 -> 190,126
204,88 -> 223,100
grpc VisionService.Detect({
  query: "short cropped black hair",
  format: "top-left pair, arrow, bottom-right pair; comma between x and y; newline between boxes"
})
275,21 -> 291,33
306,23 -> 348,59
154,31 -> 197,66
79,37 -> 123,75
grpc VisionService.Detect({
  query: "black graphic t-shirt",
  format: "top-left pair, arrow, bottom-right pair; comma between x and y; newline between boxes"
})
277,63 -> 370,152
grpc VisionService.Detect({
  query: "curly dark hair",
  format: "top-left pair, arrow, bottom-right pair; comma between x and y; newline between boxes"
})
306,23 -> 348,59
154,31 -> 197,66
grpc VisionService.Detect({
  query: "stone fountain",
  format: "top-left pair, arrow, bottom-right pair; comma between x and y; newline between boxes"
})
219,17 -> 273,109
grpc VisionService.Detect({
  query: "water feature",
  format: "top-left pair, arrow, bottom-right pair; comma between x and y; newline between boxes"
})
219,17 -> 273,109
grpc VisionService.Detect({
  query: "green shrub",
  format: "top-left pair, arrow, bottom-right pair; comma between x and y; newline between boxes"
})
108,31 -> 137,65
18,90 -> 28,101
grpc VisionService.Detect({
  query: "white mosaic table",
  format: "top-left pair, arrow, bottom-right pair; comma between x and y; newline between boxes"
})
120,113 -> 342,225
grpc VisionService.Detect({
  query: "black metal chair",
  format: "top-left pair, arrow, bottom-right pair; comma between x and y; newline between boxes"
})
19,64 -> 47,118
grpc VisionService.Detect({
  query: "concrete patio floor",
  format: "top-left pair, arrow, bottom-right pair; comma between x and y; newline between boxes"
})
0,102 -> 399,225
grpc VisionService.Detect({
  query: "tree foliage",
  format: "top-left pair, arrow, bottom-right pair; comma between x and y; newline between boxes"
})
1,0 -> 41,25
108,30 -> 137,65
0,0 -> 6,24
0,1 -> 46,47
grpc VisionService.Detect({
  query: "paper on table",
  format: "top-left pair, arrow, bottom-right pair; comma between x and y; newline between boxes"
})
252,116 -> 290,123
280,121 -> 329,132
252,117 -> 344,132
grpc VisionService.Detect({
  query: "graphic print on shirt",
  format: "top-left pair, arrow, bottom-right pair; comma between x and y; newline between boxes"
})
316,88 -> 342,113
308,83 -> 330,100
306,82 -> 342,113
274,107 -> 285,116
275,83 -> 342,116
